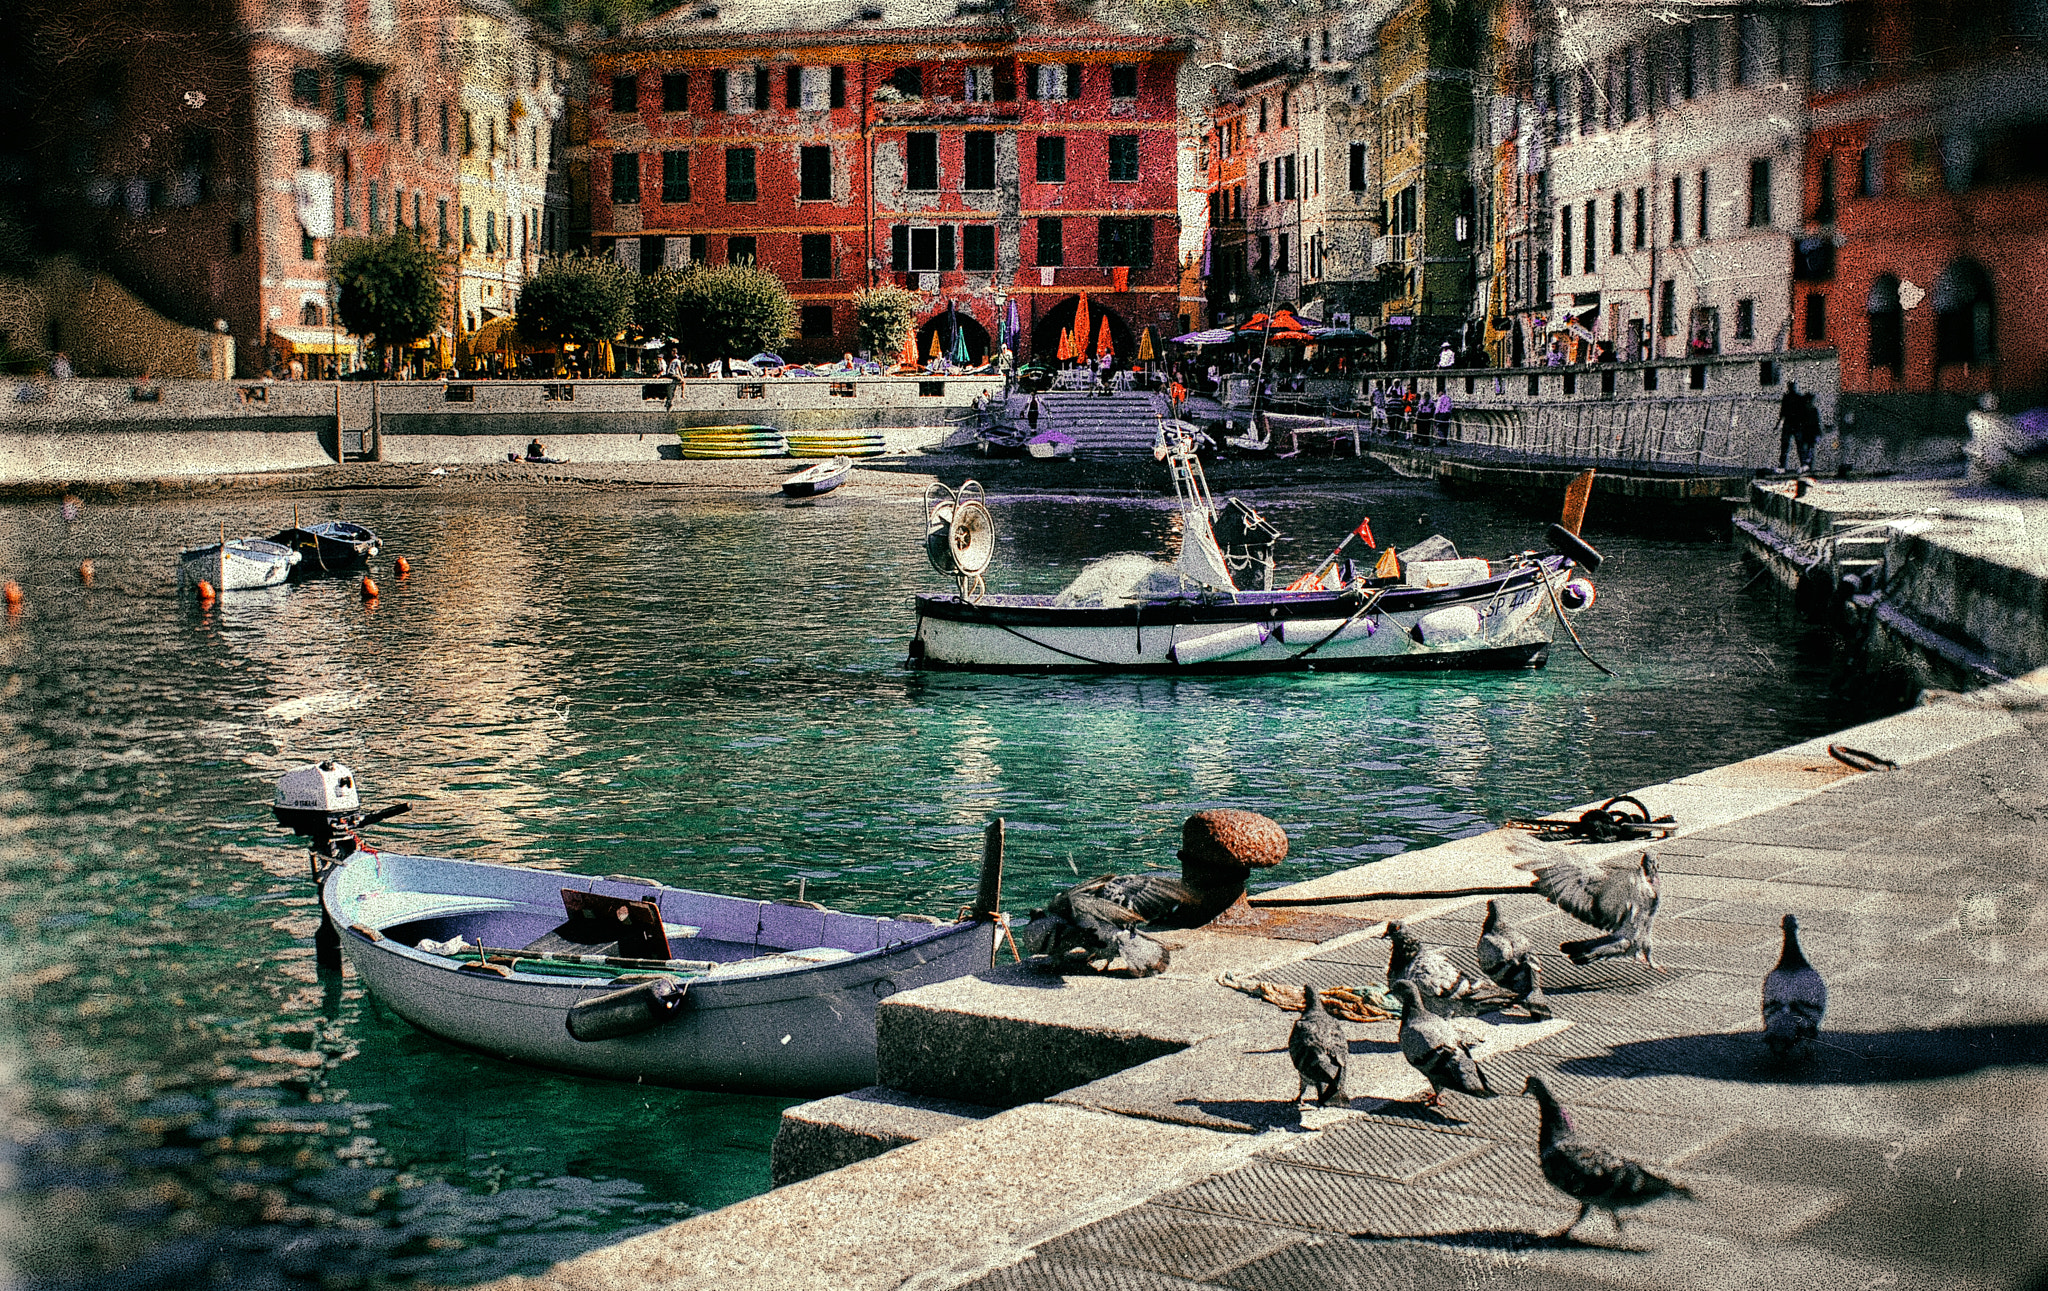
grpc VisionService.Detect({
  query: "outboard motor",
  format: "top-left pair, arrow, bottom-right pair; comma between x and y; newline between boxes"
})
274,762 -> 409,970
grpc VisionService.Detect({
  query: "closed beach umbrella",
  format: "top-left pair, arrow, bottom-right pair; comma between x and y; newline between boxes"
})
952,320 -> 971,366
1072,294 -> 1091,360
898,328 -> 919,368
928,329 -> 943,359
1136,328 -> 1156,361
1006,298 -> 1020,350
1057,328 -> 1074,362
1095,317 -> 1113,358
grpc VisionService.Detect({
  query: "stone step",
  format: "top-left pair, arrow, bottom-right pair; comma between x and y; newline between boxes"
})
771,1085 -> 998,1187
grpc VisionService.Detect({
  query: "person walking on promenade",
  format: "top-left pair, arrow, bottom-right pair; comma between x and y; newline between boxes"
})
1026,394 -> 1042,433
1433,388 -> 1454,445
1370,382 -> 1389,436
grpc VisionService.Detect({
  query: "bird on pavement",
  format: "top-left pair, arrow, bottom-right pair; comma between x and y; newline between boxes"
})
1476,901 -> 1554,1019
1032,875 -> 1187,976
1526,1074 -> 1693,1239
1391,979 -> 1496,1108
1383,921 -> 1520,1017
1761,913 -> 1827,1059
1515,847 -> 1662,968
1288,984 -> 1348,1107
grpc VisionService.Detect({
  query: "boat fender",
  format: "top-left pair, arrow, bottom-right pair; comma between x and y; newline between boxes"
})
566,975 -> 688,1043
1414,605 -> 1483,646
1544,523 -> 1604,574
1170,621 -> 1271,665
1559,578 -> 1596,611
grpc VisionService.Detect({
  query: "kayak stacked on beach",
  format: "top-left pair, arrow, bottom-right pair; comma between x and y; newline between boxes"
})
787,430 -> 886,459
678,424 -> 788,459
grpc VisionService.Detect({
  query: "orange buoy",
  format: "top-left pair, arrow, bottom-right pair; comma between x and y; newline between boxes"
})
2,581 -> 21,608
361,576 -> 379,599
79,560 -> 94,586
196,579 -> 217,602
394,556 -> 411,577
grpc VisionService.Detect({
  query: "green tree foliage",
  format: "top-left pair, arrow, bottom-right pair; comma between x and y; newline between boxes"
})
854,286 -> 920,361
517,254 -> 634,346
633,267 -> 692,339
668,263 -> 794,364
329,232 -> 448,371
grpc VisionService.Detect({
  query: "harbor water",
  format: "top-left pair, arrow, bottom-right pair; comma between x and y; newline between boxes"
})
0,479 -> 1891,1288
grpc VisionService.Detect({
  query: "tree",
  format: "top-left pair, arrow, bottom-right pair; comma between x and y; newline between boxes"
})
854,286 -> 919,362
669,263 -> 794,368
633,267 -> 692,340
517,253 -> 634,347
329,232 -> 448,374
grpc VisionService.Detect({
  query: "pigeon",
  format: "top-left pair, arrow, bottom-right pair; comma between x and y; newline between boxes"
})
1516,848 -> 1661,968
1382,921 -> 1519,1017
1526,1074 -> 1693,1238
1761,913 -> 1826,1059
1112,928 -> 1171,978
1476,901 -> 1554,1019
1391,979 -> 1496,1107
1030,875 -> 1187,975
1288,984 -> 1348,1107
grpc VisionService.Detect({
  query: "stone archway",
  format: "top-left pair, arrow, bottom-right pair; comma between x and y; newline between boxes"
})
1028,297 -> 1135,365
914,310 -> 992,365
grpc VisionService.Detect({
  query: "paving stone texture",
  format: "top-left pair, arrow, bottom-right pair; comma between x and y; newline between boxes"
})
953,689 -> 2048,1291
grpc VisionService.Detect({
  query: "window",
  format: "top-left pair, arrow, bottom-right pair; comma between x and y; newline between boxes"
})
484,209 -> 495,254
1065,63 -> 1083,99
888,66 -> 923,98
711,70 -> 728,111
1660,280 -> 1676,336
302,231 -> 316,260
1748,157 -> 1772,226
903,226 -> 948,272
662,150 -> 690,202
1611,192 -> 1623,255
801,305 -> 833,338
292,67 -> 321,107
1867,273 -> 1904,372
1856,146 -> 1878,197
1559,205 -> 1572,275
1349,142 -> 1367,191
1110,64 -> 1137,97
963,224 -> 995,271
412,97 -> 421,147
1258,161 -> 1269,205
1098,217 -> 1152,267
461,110 -> 474,155
334,74 -> 349,123
1258,98 -> 1267,132
1735,298 -> 1754,339
1255,234 -> 1270,273
831,66 -> 848,108
1933,258 -> 1994,364
1276,230 -> 1289,274
801,233 -> 831,278
800,145 -> 831,200
725,148 -> 756,202
991,62 -> 1014,102
1697,168 -> 1709,239
1670,174 -> 1683,242
728,235 -> 756,265
611,74 -> 636,113
488,118 -> 498,157
906,133 -> 938,190
754,68 -> 771,112
1583,199 -> 1596,272
1026,64 -> 1073,100
1036,217 -> 1063,266
1035,136 -> 1065,183
1814,153 -> 1837,222
964,66 -> 995,101
611,152 -> 640,203
1803,292 -> 1827,341
964,133 -> 996,189
461,204 -> 472,248
298,131 -> 314,167
1282,155 -> 1296,200
437,198 -> 448,248
663,72 -> 689,111
1107,135 -> 1139,182
368,181 -> 381,231
1279,92 -> 1288,128
1633,187 -> 1646,248
786,66 -> 802,108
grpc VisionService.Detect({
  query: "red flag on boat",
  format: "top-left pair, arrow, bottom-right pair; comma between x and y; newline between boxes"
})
1353,517 -> 1376,549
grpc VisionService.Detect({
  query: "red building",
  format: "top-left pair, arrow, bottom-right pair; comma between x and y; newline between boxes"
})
1796,2 -> 2048,446
588,2 -> 1188,364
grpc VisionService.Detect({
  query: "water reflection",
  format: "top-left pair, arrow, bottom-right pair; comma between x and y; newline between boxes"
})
0,483 -> 1886,1286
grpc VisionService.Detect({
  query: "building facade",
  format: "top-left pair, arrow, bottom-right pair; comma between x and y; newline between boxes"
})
1795,0 -> 2048,432
588,0 -> 1188,364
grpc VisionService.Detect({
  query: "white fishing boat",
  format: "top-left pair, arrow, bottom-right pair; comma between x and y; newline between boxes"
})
275,763 -> 1004,1095
908,426 -> 1603,674
178,535 -> 300,591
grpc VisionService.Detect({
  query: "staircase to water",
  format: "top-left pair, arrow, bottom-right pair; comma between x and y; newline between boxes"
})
1009,390 -> 1166,454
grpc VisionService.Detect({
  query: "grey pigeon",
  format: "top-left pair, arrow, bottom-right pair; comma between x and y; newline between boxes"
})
1112,928 -> 1172,978
1527,1074 -> 1693,1238
1761,913 -> 1826,1059
1477,901 -> 1554,1019
1391,979 -> 1496,1107
1288,984 -> 1348,1107
1034,878 -> 1182,975
1516,849 -> 1661,968
1383,921 -> 1519,1017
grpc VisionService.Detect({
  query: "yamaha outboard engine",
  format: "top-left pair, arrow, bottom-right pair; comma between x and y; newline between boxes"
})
274,761 -> 409,968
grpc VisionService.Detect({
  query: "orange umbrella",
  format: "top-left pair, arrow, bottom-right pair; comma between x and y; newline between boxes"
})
1072,294 -> 1091,362
928,329 -> 944,359
1057,328 -> 1073,362
1095,317 -> 1113,358
898,328 -> 919,368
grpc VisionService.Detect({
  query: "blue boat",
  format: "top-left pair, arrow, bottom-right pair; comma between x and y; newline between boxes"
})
270,518 -> 380,576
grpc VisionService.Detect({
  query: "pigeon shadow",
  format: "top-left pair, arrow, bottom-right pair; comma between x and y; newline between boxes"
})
1175,1097 -> 1313,1133
1567,1022 -> 2048,1085
1348,1227 -> 1637,1255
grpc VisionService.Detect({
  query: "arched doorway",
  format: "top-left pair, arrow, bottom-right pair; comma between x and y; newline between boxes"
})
1865,273 -> 1904,375
914,310 -> 991,366
1029,296 -> 1135,365
1932,259 -> 1994,366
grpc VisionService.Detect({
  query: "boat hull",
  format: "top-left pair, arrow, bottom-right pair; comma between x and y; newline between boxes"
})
271,522 -> 380,576
178,538 -> 297,591
323,851 -> 998,1095
910,562 -> 1566,673
783,457 -> 852,497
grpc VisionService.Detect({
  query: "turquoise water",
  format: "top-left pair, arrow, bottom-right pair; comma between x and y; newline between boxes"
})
0,480 -> 1886,1286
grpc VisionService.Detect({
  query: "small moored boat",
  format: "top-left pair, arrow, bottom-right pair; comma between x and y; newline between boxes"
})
275,763 -> 1004,1095
782,456 -> 852,498
178,536 -> 299,591
270,518 -> 380,576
